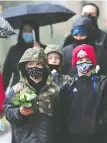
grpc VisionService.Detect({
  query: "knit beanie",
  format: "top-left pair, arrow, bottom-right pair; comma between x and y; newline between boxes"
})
72,44 -> 96,67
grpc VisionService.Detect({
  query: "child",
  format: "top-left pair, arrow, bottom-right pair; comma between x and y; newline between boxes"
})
45,44 -> 72,87
68,44 -> 107,143
45,45 -> 72,143
4,47 -> 60,143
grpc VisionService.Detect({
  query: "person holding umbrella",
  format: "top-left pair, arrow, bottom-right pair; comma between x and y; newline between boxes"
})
2,21 -> 46,91
1,3 -> 75,91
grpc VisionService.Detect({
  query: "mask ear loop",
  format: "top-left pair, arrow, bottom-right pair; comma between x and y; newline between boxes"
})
32,29 -> 36,42
32,29 -> 40,48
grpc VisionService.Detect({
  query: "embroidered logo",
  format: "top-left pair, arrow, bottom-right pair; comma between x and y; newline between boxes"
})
77,50 -> 87,58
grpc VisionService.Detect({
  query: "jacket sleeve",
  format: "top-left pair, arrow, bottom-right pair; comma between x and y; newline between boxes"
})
62,34 -> 73,47
4,88 -> 26,125
0,73 -> 5,115
53,80 -> 71,130
98,79 -> 107,127
2,47 -> 13,91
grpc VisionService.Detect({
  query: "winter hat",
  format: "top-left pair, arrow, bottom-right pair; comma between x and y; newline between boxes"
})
72,26 -> 88,36
45,44 -> 63,57
72,44 -> 96,68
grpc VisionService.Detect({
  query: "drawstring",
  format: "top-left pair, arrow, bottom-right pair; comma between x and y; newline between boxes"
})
70,87 -> 74,96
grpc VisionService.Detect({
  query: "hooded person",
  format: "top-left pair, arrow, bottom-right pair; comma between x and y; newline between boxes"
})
67,44 -> 107,143
45,44 -> 72,143
81,3 -> 107,76
63,15 -> 95,47
61,15 -> 96,77
2,22 -> 46,91
4,47 -> 60,143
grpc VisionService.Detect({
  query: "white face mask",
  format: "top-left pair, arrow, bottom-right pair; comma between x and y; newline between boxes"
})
76,62 -> 93,74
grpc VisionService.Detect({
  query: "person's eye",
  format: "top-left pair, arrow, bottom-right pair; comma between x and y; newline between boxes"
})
86,59 -> 91,62
36,63 -> 41,66
56,57 -> 60,59
78,59 -> 83,61
48,57 -> 52,59
28,63 -> 32,66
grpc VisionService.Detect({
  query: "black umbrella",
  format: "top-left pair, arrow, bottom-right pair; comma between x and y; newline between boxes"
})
0,15 -> 15,38
1,3 -> 76,29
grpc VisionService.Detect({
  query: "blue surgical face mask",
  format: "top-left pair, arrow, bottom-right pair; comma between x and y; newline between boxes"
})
22,33 -> 33,43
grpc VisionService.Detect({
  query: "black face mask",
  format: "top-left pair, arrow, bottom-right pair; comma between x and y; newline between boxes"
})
73,37 -> 95,47
48,64 -> 60,71
85,14 -> 98,29
26,67 -> 45,79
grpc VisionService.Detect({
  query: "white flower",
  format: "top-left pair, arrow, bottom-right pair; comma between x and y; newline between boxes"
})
26,93 -> 37,101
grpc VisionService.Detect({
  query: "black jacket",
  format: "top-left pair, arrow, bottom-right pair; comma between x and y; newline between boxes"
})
2,24 -> 46,91
68,75 -> 107,136
2,42 -> 33,91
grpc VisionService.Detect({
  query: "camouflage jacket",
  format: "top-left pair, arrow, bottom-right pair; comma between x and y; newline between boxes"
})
5,75 -> 60,117
51,71 -> 72,89
3,47 -> 60,143
4,76 -> 60,143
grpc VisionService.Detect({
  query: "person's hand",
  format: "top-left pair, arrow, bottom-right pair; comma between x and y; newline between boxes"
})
20,107 -> 33,116
33,41 -> 40,47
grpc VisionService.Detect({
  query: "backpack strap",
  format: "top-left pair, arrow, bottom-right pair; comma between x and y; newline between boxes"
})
97,75 -> 107,97
91,75 -> 107,96
92,75 -> 97,95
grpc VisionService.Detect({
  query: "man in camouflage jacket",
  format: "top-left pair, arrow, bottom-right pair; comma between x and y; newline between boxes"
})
4,47 -> 60,143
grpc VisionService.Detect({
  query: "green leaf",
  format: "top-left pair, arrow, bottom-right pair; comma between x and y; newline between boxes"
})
11,97 -> 20,106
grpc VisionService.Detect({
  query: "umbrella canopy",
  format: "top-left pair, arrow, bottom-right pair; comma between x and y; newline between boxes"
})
0,16 -> 15,38
1,3 -> 76,29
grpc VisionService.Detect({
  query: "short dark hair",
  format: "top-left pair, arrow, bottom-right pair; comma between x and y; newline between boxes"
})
82,3 -> 100,18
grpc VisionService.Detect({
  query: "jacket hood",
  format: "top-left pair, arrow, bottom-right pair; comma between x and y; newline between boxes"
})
45,44 -> 63,64
18,47 -> 49,77
72,15 -> 94,33
45,44 -> 63,56
17,21 -> 39,45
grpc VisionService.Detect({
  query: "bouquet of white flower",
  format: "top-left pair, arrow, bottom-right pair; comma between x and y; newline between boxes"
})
11,90 -> 37,108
